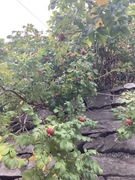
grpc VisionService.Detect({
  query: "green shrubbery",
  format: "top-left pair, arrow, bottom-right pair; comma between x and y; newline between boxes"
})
0,0 -> 134,179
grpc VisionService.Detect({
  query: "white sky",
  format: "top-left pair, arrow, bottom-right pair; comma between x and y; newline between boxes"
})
0,0 -> 51,39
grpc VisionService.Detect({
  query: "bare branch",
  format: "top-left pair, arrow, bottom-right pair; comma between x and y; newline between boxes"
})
0,84 -> 26,102
0,84 -> 48,108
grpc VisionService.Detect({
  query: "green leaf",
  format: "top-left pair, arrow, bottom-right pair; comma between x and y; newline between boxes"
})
55,160 -> 66,172
17,158 -> 28,169
21,105 -> 30,111
17,134 -> 31,146
1,148 -> 9,156
117,127 -> 125,133
96,33 -> 106,44
89,32 -> 95,42
120,27 -> 130,37
110,25 -> 120,37
3,157 -> 18,169
22,169 -> 35,180
96,27 -> 108,35
118,14 -> 129,22
87,149 -> 97,155
93,161 -> 103,174
74,19 -> 84,29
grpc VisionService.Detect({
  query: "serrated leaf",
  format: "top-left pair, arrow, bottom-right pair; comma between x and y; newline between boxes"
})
1,147 -> 9,156
120,27 -> 130,38
22,169 -> 35,180
110,25 -> 120,37
17,158 -> 28,169
96,33 -> 106,44
83,39 -> 92,47
97,27 -> 108,35
21,105 -> 30,111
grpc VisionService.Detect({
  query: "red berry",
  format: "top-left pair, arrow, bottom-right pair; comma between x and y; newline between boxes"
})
58,34 -> 65,42
31,52 -> 36,55
79,117 -> 85,122
44,57 -> 49,60
47,128 -> 54,135
80,49 -> 87,55
125,119 -> 133,126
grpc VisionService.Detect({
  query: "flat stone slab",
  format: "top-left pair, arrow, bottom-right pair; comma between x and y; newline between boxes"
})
98,176 -> 105,180
107,177 -> 135,180
88,93 -> 113,108
81,120 -> 121,136
84,134 -> 135,154
93,155 -> 135,178
85,109 -> 115,121
0,160 -> 35,178
86,90 -> 123,109
16,144 -> 34,154
0,163 -> 21,177
111,83 -> 135,94
124,83 -> 135,89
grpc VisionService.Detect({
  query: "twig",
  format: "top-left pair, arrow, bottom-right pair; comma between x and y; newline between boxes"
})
94,69 -> 119,80
0,84 -> 26,102
97,92 -> 120,97
0,84 -> 48,108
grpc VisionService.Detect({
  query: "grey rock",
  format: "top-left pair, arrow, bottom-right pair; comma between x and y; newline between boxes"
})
86,91 -> 122,109
81,120 -> 121,136
2,86 -> 135,179
111,86 -> 124,93
0,160 -> 35,178
124,83 -> 135,89
85,109 -> 115,121
98,176 -> 105,180
84,134 -> 135,154
16,144 -> 34,154
88,93 -> 113,108
93,156 -> 135,177
107,177 -> 135,180
0,163 -> 21,177
82,108 -> 121,136
0,154 -> 55,178
36,108 -> 53,121
111,83 -> 135,94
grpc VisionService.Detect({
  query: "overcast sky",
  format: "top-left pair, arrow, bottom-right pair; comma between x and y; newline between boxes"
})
0,0 -> 51,39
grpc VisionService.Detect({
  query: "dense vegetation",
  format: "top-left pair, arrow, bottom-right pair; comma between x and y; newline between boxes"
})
0,0 -> 135,179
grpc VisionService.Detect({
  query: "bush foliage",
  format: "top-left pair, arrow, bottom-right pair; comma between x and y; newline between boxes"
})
0,0 -> 135,179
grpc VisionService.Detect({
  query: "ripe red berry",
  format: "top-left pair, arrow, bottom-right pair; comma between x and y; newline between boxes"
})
58,34 -> 65,42
31,52 -> 36,55
80,49 -> 87,55
44,57 -> 49,60
47,128 -> 54,135
79,117 -> 86,122
125,119 -> 133,126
